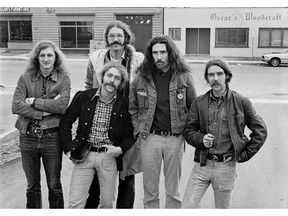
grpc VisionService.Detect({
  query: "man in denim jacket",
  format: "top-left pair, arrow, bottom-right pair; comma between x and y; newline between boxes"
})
181,58 -> 267,208
129,35 -> 197,208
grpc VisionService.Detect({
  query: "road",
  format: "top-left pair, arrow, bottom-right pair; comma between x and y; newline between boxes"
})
1,59 -> 288,208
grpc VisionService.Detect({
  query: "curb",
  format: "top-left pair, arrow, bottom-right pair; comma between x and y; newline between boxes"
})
0,56 -> 263,65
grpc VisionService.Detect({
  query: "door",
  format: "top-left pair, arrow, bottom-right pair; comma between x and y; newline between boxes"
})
186,28 -> 210,54
117,15 -> 152,53
0,21 -> 8,48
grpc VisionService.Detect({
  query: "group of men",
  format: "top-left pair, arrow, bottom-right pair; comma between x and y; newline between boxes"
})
13,20 -> 267,209
60,20 -> 267,209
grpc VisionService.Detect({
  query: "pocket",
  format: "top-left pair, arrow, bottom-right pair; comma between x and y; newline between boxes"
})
102,157 -> 117,171
218,164 -> 237,191
137,89 -> 149,110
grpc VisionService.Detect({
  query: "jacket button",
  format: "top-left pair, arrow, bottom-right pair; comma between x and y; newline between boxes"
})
85,122 -> 87,125
110,127 -> 112,129
88,108 -> 90,111
82,138 -> 84,140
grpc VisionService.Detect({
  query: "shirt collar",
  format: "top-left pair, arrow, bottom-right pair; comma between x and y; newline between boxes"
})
91,87 -> 117,104
209,89 -> 227,102
106,50 -> 126,63
33,69 -> 57,82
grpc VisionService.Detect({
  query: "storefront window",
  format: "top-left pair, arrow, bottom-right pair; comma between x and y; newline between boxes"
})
215,28 -> 248,47
10,21 -> 32,41
59,21 -> 93,49
169,28 -> 181,40
259,28 -> 288,48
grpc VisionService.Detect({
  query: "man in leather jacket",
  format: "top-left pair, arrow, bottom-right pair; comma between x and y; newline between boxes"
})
181,58 -> 267,208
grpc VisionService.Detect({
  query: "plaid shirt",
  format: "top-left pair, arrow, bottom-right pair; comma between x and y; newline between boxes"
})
87,88 -> 116,147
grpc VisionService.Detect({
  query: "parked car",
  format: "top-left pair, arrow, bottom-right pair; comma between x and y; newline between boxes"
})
262,50 -> 288,67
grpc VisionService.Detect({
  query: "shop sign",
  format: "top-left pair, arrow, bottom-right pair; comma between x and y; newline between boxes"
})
210,12 -> 282,21
0,7 -> 30,12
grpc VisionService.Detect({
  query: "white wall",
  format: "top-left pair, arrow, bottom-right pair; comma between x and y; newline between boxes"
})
164,7 -> 288,57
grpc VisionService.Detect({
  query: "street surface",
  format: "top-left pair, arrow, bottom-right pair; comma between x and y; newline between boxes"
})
0,59 -> 288,208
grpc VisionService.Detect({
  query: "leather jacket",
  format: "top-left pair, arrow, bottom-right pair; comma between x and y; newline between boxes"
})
183,88 -> 268,166
129,71 -> 197,138
59,88 -> 135,171
12,70 -> 71,134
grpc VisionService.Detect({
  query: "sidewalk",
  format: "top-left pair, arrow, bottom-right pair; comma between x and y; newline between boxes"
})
0,51 -> 264,65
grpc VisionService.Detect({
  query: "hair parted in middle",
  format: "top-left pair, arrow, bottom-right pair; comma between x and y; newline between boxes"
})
204,58 -> 233,84
103,20 -> 135,47
138,34 -> 190,81
100,62 -> 129,91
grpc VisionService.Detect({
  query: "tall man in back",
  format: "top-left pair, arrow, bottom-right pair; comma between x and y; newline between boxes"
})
84,20 -> 144,208
129,35 -> 197,208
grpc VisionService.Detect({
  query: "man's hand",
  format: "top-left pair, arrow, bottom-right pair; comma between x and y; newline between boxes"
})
102,145 -> 122,157
203,133 -> 214,148
25,97 -> 35,105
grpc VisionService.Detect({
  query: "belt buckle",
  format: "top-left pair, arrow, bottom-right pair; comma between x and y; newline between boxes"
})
34,127 -> 43,136
161,131 -> 170,137
211,155 -> 218,162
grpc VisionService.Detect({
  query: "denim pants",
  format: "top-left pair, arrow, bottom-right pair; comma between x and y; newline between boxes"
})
19,132 -> 64,208
68,151 -> 118,208
140,134 -> 184,208
182,160 -> 237,208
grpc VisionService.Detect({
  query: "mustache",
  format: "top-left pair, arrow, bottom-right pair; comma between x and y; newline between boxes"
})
109,41 -> 123,46
211,81 -> 221,86
156,60 -> 163,64
104,82 -> 116,89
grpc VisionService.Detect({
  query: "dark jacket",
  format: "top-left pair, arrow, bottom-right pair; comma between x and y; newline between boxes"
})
183,88 -> 267,166
59,88 -> 135,171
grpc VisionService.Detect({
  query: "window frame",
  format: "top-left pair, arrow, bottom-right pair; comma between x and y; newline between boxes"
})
59,21 -> 93,50
9,20 -> 32,41
258,28 -> 288,48
169,28 -> 181,41
215,28 -> 249,48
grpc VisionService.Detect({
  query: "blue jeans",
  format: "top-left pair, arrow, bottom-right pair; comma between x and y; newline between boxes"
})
19,132 -> 64,208
140,134 -> 184,208
182,160 -> 237,208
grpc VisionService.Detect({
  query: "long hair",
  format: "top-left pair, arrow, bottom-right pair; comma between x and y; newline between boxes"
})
103,20 -> 135,48
138,35 -> 190,81
100,62 -> 129,91
25,40 -> 69,74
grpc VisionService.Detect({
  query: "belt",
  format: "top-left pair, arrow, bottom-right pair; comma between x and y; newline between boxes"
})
207,153 -> 234,162
150,129 -> 181,137
90,146 -> 107,153
27,127 -> 58,136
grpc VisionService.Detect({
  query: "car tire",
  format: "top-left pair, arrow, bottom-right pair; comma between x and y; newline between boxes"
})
269,58 -> 280,67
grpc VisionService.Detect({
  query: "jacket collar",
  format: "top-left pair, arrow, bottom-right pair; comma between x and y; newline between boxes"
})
31,69 -> 58,82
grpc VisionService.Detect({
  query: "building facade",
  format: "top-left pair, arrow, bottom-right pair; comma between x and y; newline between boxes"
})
0,7 -> 164,53
165,7 -> 288,58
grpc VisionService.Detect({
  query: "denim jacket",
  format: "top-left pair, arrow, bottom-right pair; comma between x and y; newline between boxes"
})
129,71 -> 197,138
183,88 -> 268,165
12,70 -> 71,134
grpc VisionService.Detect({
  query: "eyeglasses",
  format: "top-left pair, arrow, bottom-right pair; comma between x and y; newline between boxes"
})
108,34 -> 124,39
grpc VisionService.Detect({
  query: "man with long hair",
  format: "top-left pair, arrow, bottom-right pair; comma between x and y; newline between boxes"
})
84,20 -> 144,208
129,35 -> 197,208
12,40 -> 71,208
